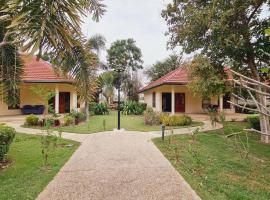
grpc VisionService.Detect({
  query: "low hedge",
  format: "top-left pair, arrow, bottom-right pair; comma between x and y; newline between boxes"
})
0,125 -> 16,162
25,114 -> 39,126
160,114 -> 192,126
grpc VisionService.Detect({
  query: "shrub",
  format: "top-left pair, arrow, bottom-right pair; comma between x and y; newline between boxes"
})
246,115 -> 261,130
91,102 -> 110,115
122,101 -> 145,115
0,125 -> 16,162
25,114 -> 39,126
144,107 -> 160,125
63,115 -> 74,126
160,114 -> 192,126
69,110 -> 86,122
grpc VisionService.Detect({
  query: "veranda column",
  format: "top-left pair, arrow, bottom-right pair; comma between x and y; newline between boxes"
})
72,91 -> 78,111
156,92 -> 162,112
55,85 -> 59,114
171,87 -> 175,115
219,95 -> 223,111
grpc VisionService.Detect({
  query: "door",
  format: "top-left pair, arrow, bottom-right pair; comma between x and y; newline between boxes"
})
162,93 -> 172,112
59,92 -> 70,113
175,93 -> 185,113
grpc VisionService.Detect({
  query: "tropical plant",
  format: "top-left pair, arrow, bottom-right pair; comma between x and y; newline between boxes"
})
86,34 -> 106,56
0,124 -> 16,162
145,54 -> 182,81
122,101 -> 146,115
159,114 -> 192,126
91,102 -> 109,115
58,44 -> 98,121
122,74 -> 142,101
0,0 -> 106,110
98,71 -> 115,104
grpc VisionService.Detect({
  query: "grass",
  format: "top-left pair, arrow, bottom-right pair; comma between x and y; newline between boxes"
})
57,111 -> 203,134
153,122 -> 270,200
0,133 -> 79,200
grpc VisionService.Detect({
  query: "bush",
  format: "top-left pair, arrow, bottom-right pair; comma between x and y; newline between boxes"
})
122,101 -> 146,115
91,102 -> 110,115
144,107 -> 160,125
160,114 -> 192,126
0,125 -> 16,162
63,115 -> 74,126
25,114 -> 39,126
246,115 -> 261,130
69,110 -> 86,122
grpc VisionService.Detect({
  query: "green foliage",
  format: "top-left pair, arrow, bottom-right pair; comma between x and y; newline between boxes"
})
122,101 -> 146,115
122,74 -> 142,101
144,108 -> 160,126
145,54 -> 182,81
63,115 -> 74,126
0,125 -> 16,162
90,102 -> 110,115
69,110 -> 86,122
246,115 -> 261,131
160,114 -> 192,126
1,0 -> 106,56
25,114 -> 39,126
187,55 -> 227,98
162,1 -> 270,80
98,71 -> 115,103
107,39 -> 143,72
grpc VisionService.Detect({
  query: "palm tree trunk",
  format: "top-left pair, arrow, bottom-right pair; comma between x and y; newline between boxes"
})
85,101 -> 89,121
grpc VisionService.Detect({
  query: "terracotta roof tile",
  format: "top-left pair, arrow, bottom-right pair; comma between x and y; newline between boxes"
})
21,55 -> 72,83
140,67 -> 189,92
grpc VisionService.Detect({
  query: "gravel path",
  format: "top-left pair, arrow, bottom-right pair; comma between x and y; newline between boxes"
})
2,120 -> 222,200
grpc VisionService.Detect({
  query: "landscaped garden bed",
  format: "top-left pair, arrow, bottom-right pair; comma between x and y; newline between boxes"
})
53,111 -> 203,134
153,122 -> 270,200
0,133 -> 79,200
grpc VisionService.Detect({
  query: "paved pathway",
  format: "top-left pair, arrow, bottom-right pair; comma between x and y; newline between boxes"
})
2,120 -> 222,200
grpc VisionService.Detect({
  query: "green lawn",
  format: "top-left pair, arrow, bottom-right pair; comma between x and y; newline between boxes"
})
59,111 -> 203,134
0,133 -> 79,200
153,122 -> 270,200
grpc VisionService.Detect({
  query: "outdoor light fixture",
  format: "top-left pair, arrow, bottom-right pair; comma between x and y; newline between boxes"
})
115,68 -> 124,130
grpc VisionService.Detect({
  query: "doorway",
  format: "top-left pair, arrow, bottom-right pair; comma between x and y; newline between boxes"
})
59,92 -> 70,113
162,93 -> 172,112
175,93 -> 185,113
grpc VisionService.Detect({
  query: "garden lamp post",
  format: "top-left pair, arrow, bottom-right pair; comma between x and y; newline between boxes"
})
115,68 -> 123,130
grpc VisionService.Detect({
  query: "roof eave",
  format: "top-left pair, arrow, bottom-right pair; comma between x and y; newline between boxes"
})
139,82 -> 189,93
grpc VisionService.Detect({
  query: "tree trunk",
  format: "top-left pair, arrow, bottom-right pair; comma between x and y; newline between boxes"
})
85,101 -> 89,121
248,60 -> 270,143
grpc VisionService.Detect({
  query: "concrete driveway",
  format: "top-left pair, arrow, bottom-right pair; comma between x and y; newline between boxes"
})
36,131 -> 201,200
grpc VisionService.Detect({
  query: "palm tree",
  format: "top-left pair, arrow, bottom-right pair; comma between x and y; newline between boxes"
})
0,0 -> 106,108
59,44 -> 98,121
98,72 -> 114,105
86,34 -> 106,56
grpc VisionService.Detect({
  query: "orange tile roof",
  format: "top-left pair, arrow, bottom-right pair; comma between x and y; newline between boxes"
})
21,55 -> 73,83
140,66 -> 233,92
140,67 -> 190,92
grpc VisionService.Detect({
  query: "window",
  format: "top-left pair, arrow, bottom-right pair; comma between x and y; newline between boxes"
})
152,92 -> 156,108
8,89 -> 20,110
202,97 -> 211,109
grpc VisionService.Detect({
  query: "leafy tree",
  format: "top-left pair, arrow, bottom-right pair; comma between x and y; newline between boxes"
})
187,56 -> 227,98
145,54 -> 181,81
107,39 -> 143,72
162,0 -> 270,143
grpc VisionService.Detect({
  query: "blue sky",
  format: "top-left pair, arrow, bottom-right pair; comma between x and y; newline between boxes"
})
82,0 -> 174,67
